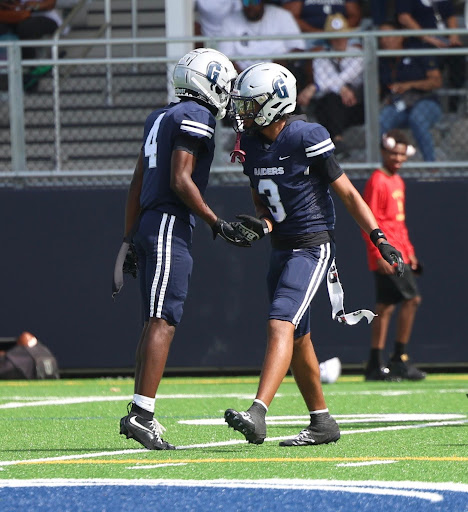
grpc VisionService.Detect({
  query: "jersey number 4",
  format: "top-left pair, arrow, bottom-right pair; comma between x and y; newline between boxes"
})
144,113 -> 166,168
258,178 -> 286,222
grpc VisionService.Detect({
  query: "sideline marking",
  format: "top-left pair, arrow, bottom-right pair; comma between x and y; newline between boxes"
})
3,456 -> 468,467
0,419 -> 467,468
179,413 -> 467,426
2,388 -> 468,409
336,460 -> 398,467
2,478 -> 468,502
127,463 -> 188,469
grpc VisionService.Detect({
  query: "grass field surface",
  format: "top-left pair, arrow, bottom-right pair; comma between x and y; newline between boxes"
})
0,374 -> 467,511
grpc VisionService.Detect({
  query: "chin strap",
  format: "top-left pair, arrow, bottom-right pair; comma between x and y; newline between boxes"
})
230,132 -> 246,163
327,259 -> 376,325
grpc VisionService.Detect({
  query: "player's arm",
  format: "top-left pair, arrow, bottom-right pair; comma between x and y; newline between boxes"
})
113,150 -> 143,292
170,146 -> 250,247
124,150 -> 143,239
331,173 -> 404,275
170,148 -> 217,226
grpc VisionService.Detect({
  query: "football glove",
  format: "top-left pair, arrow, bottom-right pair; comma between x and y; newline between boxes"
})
123,243 -> 138,278
235,214 -> 270,243
211,218 -> 251,247
378,240 -> 405,277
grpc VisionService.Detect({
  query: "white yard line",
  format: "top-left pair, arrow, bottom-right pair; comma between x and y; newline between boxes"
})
1,388 -> 467,409
0,419 -> 466,467
336,460 -> 398,467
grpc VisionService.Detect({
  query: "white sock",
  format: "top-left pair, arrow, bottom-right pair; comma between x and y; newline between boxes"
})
133,393 -> 155,413
309,408 -> 328,415
253,398 -> 268,412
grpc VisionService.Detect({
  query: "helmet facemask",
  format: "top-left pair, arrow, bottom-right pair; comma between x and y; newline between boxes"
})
229,92 -> 271,133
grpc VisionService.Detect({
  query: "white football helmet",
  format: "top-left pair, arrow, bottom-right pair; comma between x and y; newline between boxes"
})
173,48 -> 237,120
230,62 -> 297,130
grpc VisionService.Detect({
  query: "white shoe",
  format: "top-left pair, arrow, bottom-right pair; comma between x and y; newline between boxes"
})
319,357 -> 342,384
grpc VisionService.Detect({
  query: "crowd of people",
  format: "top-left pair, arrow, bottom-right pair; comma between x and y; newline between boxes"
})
195,0 -> 467,162
0,0 -> 62,90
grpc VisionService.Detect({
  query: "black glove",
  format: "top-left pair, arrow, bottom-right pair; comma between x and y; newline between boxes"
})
123,243 -> 138,278
211,218 -> 251,247
235,214 -> 269,243
378,240 -> 405,277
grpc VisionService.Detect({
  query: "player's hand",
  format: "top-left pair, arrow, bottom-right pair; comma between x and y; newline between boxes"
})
211,218 -> 251,247
378,240 -> 404,277
123,243 -> 138,278
235,214 -> 269,243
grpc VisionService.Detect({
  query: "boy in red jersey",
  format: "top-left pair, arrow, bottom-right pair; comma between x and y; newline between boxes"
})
363,129 -> 426,381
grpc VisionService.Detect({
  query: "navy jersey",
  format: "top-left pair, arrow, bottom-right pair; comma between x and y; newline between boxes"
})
379,54 -> 440,101
139,100 -> 216,227
291,0 -> 359,29
241,116 -> 342,239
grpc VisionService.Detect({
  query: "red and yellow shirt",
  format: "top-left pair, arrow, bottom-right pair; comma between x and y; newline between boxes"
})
362,169 -> 415,271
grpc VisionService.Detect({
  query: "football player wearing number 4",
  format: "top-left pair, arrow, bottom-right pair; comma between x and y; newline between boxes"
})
116,49 -> 250,451
224,62 -> 404,446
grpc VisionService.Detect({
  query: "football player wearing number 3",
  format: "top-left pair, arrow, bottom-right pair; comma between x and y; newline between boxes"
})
117,49 -> 250,450
224,62 -> 404,446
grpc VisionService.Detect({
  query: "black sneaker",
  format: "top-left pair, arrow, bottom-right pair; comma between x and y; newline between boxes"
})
224,408 -> 266,444
120,413 -> 175,450
279,413 -> 340,447
364,365 -> 392,381
387,358 -> 426,381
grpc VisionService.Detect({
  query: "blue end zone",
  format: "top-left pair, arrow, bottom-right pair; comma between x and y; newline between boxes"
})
0,483 -> 466,511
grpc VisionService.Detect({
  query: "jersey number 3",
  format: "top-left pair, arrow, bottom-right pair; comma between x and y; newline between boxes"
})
144,113 -> 165,168
258,178 -> 286,222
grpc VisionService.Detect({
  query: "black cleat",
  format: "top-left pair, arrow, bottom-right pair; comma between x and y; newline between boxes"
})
120,413 -> 175,450
387,358 -> 426,381
364,365 -> 392,381
224,408 -> 266,444
279,412 -> 340,447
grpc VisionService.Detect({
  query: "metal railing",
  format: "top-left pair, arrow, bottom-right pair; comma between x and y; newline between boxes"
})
0,27 -> 467,187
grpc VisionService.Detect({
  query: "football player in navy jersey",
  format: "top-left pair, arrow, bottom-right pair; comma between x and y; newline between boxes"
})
224,62 -> 404,446
117,48 -> 250,450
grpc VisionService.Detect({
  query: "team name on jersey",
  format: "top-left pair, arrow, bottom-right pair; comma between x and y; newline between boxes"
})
253,166 -> 285,176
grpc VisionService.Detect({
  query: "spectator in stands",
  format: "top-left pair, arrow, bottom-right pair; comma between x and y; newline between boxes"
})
362,129 -> 426,382
0,0 -> 62,60
217,0 -> 307,75
297,13 -> 364,159
194,0 -> 241,45
396,0 -> 465,112
282,0 -> 362,49
378,21 -> 442,162
369,0 -> 396,27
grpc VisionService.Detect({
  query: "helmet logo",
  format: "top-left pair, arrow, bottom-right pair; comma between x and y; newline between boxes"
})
273,76 -> 289,99
207,62 -> 222,85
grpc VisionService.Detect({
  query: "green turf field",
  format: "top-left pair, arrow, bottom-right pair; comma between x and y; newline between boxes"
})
0,374 -> 467,484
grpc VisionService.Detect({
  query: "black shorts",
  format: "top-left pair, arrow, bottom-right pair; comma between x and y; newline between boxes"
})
374,264 -> 420,305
